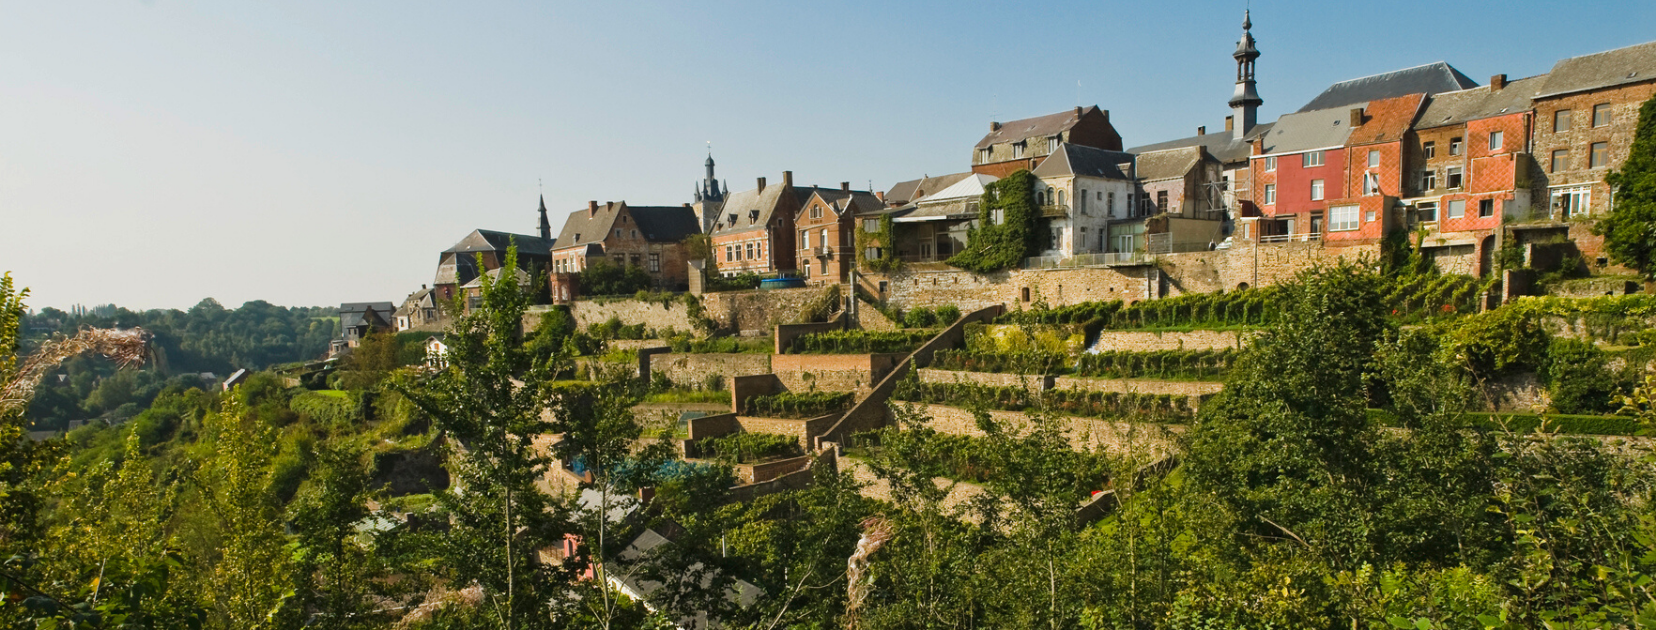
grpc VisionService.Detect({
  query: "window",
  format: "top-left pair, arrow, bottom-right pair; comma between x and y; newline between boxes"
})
1594,103 -> 1612,127
1418,202 -> 1438,222
991,208 -> 1004,225
1264,184 -> 1276,205
1368,150 -> 1380,167
1591,142 -> 1609,168
1446,167 -> 1463,189
809,204 -> 822,219
615,229 -> 623,238
863,219 -> 879,232
574,233 -> 581,241
1365,209 -> 1376,223
1447,199 -> 1466,219
1156,190 -> 1168,212
1422,169 -> 1437,190
865,246 -> 881,260
1107,191 -> 1116,216
1449,137 -> 1463,156
746,243 -> 754,259
1048,136 -> 1059,152
1363,172 -> 1380,196
1310,179 -> 1324,201
1554,109 -> 1572,133
1551,149 -> 1569,173
1079,190 -> 1088,215
632,230 -> 638,239
1551,187 -> 1591,219
1057,189 -> 1067,207
648,253 -> 660,272
978,148 -> 991,164
1479,198 -> 1495,217
1329,205 -> 1359,231
1013,141 -> 1026,159
800,230 -> 809,249
820,260 -> 827,275
1488,130 -> 1504,151
1303,151 -> 1324,167
1423,141 -> 1436,159
1264,156 -> 1277,171
725,245 -> 733,262
820,229 -> 829,251
727,214 -> 737,225
1036,190 -> 1045,205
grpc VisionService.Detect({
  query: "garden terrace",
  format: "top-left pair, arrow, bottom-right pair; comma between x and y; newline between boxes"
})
892,380 -> 1198,422
665,335 -> 774,354
994,287 -> 1279,330
929,348 -> 1238,381
784,329 -> 938,354
1366,409 -> 1645,437
740,391 -> 854,419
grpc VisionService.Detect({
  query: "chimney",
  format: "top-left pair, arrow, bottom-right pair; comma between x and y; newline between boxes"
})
990,121 -> 1001,132
875,191 -> 885,202
421,284 -> 426,290
757,177 -> 767,192
1197,126 -> 1206,136
1349,107 -> 1365,127
1490,74 -> 1507,90
840,181 -> 850,191
1101,109 -> 1109,122
1226,115 -> 1235,132
683,202 -> 691,208
1075,106 -> 1083,117
782,170 -> 794,188
588,200 -> 598,216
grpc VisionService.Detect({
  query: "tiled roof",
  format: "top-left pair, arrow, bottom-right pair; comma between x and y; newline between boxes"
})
1298,62 -> 1477,113
975,105 -> 1102,149
1032,143 -> 1134,179
1536,39 -> 1656,99
1414,75 -> 1547,130
1346,93 -> 1426,145
555,202 -> 623,248
1259,104 -> 1365,155
1127,123 -> 1273,165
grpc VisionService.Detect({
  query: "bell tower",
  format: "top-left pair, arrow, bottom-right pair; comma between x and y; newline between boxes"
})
1229,10 -> 1263,141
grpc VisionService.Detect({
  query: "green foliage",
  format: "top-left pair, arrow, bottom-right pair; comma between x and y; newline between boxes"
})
705,272 -> 762,293
587,314 -> 648,340
856,213 -> 900,273
578,257 -> 653,296
947,169 -> 1041,272
930,348 -> 1071,375
742,391 -> 854,418
290,390 -> 360,426
1542,338 -> 1619,414
893,379 -> 1196,421
697,431 -> 802,464
901,306 -> 939,328
1435,304 -> 1550,377
665,334 -> 772,354
997,287 -> 1280,330
1073,348 -> 1238,380
786,329 -> 936,354
1595,91 -> 1656,278
796,284 -> 840,324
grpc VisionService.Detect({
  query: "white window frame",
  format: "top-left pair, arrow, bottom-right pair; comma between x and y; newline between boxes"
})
1264,156 -> 1277,171
1367,150 -> 1380,167
1488,130 -> 1504,151
1446,167 -> 1463,189
1310,179 -> 1325,201
1551,186 -> 1591,219
1447,199 -> 1466,219
1303,151 -> 1324,167
1329,205 -> 1359,232
1264,184 -> 1276,205
1363,172 -> 1380,196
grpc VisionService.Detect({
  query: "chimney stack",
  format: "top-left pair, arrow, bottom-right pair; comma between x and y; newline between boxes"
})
1075,106 -> 1083,117
840,181 -> 850,191
1197,126 -> 1206,136
588,200 -> 598,216
875,191 -> 885,202
1101,109 -> 1110,122
757,177 -> 767,192
783,170 -> 793,188
990,121 -> 1001,131
1490,74 -> 1507,90
1349,108 -> 1365,127
1225,115 -> 1235,132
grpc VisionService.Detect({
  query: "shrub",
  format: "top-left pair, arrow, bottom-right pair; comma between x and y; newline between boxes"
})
930,349 -> 1069,374
667,334 -> 772,354
935,305 -> 962,324
1072,349 -> 1238,380
891,379 -> 1192,421
743,391 -> 854,418
788,329 -> 936,354
290,390 -> 359,425
588,315 -> 648,340
579,258 -> 652,296
903,307 -> 939,329
1543,339 -> 1620,414
698,432 -> 802,464
706,273 -> 762,293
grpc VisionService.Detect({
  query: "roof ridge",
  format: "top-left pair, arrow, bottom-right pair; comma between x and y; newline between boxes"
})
1331,60 -> 1458,85
1554,38 -> 1656,65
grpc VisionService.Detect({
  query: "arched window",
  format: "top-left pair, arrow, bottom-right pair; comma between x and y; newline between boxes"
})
1037,190 -> 1046,205
1057,189 -> 1067,207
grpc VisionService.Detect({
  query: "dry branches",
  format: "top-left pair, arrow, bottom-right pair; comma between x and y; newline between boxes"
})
0,327 -> 149,417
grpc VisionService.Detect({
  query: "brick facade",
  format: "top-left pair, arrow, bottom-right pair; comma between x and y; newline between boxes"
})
1532,80 -> 1656,218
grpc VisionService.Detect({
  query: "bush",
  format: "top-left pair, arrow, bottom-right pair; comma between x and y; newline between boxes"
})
743,391 -> 854,418
290,390 -> 359,426
706,273 -> 762,293
578,258 -> 653,296
930,349 -> 1069,374
666,335 -> 772,354
903,307 -> 939,329
935,305 -> 962,324
588,315 -> 648,340
1072,349 -> 1238,380
891,379 -> 1193,421
1543,339 -> 1620,414
697,432 -> 802,464
788,329 -> 936,354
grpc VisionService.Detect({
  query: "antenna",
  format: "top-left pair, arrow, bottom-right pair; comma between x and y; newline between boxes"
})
1076,80 -> 1081,108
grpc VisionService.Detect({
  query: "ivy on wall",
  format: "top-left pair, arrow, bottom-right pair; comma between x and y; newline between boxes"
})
947,169 -> 1040,273
856,213 -> 900,272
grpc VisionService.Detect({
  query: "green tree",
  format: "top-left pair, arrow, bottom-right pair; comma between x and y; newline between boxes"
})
580,259 -> 653,296
947,169 -> 1040,273
1596,92 -> 1656,279
198,396 -> 301,628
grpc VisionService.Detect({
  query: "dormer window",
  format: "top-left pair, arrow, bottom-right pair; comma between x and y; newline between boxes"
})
749,210 -> 760,223
1013,141 -> 1026,159
728,214 -> 737,224
1048,136 -> 1059,152
978,147 -> 991,164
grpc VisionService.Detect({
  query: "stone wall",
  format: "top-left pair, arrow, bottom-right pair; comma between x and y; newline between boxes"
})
701,285 -> 839,336
919,368 -> 1052,392
1051,376 -> 1224,398
651,353 -> 771,390
546,299 -> 696,333
915,404 -> 1182,458
731,374 -> 784,414
772,353 -> 903,394
855,299 -> 900,332
735,414 -> 841,451
1485,372 -> 1549,413
1090,329 -> 1250,352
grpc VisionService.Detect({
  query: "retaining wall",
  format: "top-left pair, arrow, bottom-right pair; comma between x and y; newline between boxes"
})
772,353 -> 904,394
651,353 -> 771,390
913,404 -> 1183,458
1090,329 -> 1250,352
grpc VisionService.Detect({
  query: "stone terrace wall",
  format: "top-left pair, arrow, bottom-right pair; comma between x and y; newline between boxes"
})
1091,329 -> 1250,352
702,285 -> 839,336
735,414 -> 841,451
1051,376 -> 1223,399
651,353 -> 771,390
919,368 -> 1052,392
526,300 -> 696,333
772,353 -> 903,394
916,404 -> 1182,459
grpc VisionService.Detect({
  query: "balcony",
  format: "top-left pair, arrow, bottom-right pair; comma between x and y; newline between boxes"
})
1257,232 -> 1322,244
1039,204 -> 1070,219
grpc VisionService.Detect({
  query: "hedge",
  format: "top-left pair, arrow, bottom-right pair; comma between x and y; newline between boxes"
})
697,431 -> 802,464
787,329 -> 938,354
994,288 -> 1278,330
892,380 -> 1197,421
1072,349 -> 1237,380
666,335 -> 773,354
930,349 -> 1070,374
290,390 -> 359,425
1367,409 -> 1642,436
743,391 -> 854,418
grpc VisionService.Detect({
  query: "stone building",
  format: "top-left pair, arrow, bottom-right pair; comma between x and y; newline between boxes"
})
1530,39 -> 1656,220
861,173 -> 998,266
550,201 -> 701,290
432,227 -> 555,303
709,171 -> 808,277
690,150 -> 727,233
1028,143 -> 1136,257
971,105 -> 1123,178
1106,146 -> 1228,256
393,286 -> 444,332
795,184 -> 882,285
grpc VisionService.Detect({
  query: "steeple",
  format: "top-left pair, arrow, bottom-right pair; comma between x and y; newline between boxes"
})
1229,9 -> 1263,141
537,194 -> 551,240
695,147 -> 724,203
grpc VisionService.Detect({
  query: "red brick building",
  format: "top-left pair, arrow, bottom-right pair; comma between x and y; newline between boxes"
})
794,184 -> 883,284
1320,94 -> 1425,247
709,171 -> 806,277
971,106 -> 1123,178
1247,104 -> 1362,239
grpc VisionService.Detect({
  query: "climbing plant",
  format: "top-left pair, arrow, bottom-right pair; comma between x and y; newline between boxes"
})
856,213 -> 901,272
947,169 -> 1040,273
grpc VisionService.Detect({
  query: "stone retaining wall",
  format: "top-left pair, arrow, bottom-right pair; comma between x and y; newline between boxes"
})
772,353 -> 904,394
1051,376 -> 1224,398
651,353 -> 771,390
919,368 -> 1051,392
1090,329 -> 1250,352
701,286 -> 839,336
914,404 -> 1182,458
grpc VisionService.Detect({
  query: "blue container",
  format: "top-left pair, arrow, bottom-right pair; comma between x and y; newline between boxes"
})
759,278 -> 806,290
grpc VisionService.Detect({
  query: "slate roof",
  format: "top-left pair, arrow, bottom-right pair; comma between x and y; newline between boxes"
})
1297,62 -> 1477,113
459,266 -> 531,289
708,183 -> 809,237
1536,39 -> 1656,99
626,206 -> 701,242
443,229 -> 556,257
394,288 -> 436,318
555,202 -> 624,248
976,105 -> 1104,149
1131,146 -> 1207,181
799,188 -> 884,218
884,172 -> 974,206
1258,104 -> 1365,155
1415,75 -> 1547,130
1346,93 -> 1426,145
1031,143 -> 1134,180
1127,123 -> 1274,165
339,302 -> 395,330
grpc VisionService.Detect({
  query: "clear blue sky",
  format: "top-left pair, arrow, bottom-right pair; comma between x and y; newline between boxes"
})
4,0 -> 1653,310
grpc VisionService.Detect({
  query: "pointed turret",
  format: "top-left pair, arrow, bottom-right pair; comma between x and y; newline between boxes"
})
537,194 -> 551,240
1229,9 -> 1263,141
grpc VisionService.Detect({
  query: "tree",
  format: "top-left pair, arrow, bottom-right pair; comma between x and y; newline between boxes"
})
947,169 -> 1040,273
579,259 -> 652,296
198,396 -> 301,628
1596,92 -> 1656,280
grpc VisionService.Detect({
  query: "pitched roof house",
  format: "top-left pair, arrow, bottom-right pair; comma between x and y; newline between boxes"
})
433,228 -> 555,302
551,201 -> 701,290
708,171 -> 808,276
971,106 -> 1123,177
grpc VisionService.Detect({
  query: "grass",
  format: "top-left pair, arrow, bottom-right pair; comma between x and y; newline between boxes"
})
642,389 -> 732,404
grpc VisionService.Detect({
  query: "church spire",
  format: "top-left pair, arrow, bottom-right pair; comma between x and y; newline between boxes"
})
537,194 -> 551,240
1229,9 -> 1263,141
697,145 -> 723,203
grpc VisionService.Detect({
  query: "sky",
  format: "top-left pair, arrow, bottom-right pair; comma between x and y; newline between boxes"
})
3,0 -> 1653,311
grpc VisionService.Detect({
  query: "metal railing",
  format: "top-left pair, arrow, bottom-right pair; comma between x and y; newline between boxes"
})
1257,233 -> 1322,244
1022,251 -> 1149,269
